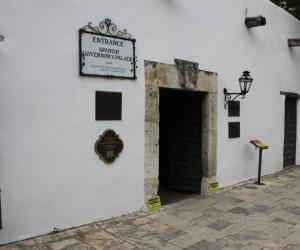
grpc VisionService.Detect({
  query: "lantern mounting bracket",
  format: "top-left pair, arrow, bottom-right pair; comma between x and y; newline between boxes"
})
223,89 -> 246,109
224,71 -> 253,109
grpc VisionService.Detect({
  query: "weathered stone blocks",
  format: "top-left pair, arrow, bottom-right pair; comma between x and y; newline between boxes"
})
144,59 -> 218,197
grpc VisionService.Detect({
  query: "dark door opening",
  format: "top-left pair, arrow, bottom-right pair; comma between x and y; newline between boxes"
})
158,88 -> 203,204
284,97 -> 297,168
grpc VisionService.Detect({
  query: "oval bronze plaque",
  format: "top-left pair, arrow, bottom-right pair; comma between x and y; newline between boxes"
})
94,129 -> 124,164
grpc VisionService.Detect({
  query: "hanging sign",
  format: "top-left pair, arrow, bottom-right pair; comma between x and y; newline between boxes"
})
94,129 -> 124,164
79,18 -> 136,79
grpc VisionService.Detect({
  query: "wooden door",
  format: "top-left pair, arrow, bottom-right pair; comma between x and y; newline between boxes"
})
284,97 -> 297,167
159,89 -> 202,193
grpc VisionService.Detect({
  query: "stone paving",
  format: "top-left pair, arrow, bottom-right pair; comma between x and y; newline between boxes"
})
2,166 -> 300,250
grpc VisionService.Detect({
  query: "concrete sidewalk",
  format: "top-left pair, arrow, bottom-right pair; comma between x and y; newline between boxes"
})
1,166 -> 300,250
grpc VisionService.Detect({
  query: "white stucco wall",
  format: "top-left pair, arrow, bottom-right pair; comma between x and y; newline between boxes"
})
297,101 -> 300,164
0,0 -> 299,244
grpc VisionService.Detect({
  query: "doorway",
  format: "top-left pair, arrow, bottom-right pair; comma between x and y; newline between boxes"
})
144,60 -> 217,200
284,96 -> 298,168
158,88 -> 203,204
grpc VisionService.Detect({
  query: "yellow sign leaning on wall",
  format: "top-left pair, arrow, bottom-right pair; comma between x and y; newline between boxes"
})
147,196 -> 161,212
208,182 -> 220,193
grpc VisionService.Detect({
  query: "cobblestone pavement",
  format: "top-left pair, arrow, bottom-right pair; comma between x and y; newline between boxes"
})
2,166 -> 300,250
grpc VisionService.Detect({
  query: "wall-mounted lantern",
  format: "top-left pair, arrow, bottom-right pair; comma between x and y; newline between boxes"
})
288,39 -> 300,47
245,16 -> 266,28
224,71 -> 253,109
0,35 -> 4,42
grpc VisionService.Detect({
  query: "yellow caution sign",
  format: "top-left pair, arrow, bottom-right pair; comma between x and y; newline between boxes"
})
208,182 -> 220,193
147,196 -> 161,212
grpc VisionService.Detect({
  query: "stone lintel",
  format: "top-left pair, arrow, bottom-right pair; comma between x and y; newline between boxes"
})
144,60 -> 217,92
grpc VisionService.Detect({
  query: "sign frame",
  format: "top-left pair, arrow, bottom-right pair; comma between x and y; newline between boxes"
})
79,29 -> 137,80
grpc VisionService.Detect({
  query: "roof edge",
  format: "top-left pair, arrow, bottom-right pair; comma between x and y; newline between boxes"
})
266,0 -> 300,23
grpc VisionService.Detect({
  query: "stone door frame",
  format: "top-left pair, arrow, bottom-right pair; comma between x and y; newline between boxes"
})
144,59 -> 218,198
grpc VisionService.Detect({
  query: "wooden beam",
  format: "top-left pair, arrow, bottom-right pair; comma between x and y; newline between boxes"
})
288,39 -> 300,47
245,16 -> 266,28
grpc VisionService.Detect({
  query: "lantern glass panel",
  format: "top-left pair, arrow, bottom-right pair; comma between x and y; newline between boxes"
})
239,81 -> 242,93
246,81 -> 252,93
239,78 -> 247,93
243,82 -> 247,92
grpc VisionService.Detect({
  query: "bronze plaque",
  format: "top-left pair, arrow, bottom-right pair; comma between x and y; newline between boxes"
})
94,129 -> 124,164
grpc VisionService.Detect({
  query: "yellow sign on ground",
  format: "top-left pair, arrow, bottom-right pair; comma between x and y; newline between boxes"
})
209,182 -> 220,193
147,196 -> 161,212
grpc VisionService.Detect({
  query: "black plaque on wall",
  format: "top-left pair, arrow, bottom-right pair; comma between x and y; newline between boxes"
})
228,122 -> 240,138
228,101 -> 240,117
95,91 -> 122,120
